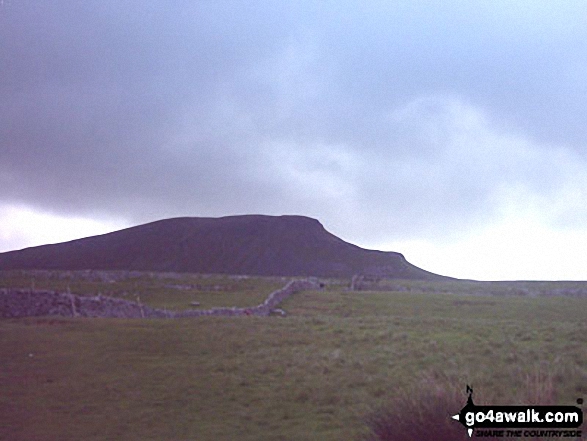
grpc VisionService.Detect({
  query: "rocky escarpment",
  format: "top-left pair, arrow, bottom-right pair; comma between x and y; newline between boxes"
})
0,279 -> 320,319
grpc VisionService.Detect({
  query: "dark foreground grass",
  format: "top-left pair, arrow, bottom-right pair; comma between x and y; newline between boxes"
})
362,376 -> 467,441
362,369 -> 581,441
1,275 -> 586,440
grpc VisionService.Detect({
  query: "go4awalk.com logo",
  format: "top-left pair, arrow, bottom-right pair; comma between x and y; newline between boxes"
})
451,386 -> 583,438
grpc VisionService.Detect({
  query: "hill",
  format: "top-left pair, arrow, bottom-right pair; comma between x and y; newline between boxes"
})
0,215 -> 449,280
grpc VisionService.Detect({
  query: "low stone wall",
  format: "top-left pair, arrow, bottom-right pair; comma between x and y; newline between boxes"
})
0,279 -> 320,319
175,279 -> 319,317
0,290 -> 169,319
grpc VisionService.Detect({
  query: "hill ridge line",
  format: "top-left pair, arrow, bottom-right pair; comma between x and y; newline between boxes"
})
0,215 -> 449,280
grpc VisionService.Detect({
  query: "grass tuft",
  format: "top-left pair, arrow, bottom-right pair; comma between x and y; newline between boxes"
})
362,375 -> 467,441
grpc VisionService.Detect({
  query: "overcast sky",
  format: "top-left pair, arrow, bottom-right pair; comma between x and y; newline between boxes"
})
1,1 -> 587,280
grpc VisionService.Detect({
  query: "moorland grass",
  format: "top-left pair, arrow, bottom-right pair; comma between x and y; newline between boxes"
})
0,271 -> 286,310
0,273 -> 585,440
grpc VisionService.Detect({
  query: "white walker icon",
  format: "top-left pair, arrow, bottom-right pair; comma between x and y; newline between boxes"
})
451,384 -> 476,437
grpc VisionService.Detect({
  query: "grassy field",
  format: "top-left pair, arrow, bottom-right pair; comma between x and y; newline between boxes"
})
1,271 -> 586,440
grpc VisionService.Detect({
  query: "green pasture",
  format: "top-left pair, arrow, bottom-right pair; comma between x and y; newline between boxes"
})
1,272 -> 585,440
0,271 -> 286,310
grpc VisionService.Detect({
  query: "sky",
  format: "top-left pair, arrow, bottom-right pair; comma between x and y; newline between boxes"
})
1,1 -> 587,281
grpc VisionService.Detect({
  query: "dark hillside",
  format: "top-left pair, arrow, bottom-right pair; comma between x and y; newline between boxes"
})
0,215 -> 449,280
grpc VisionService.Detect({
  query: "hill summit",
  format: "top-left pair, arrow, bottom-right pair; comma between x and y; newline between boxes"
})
0,215 -> 448,280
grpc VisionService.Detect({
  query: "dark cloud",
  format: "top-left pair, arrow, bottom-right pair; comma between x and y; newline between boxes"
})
1,0 -> 586,246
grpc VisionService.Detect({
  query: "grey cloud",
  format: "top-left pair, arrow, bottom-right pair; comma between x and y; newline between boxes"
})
1,0 -> 586,245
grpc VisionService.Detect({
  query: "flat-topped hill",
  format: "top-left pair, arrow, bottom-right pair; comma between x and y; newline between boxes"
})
0,215 -> 449,280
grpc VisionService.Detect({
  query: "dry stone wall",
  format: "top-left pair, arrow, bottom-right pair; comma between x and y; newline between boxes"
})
0,279 -> 320,319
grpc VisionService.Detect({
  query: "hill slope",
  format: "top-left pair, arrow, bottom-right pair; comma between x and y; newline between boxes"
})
0,215 -> 449,280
